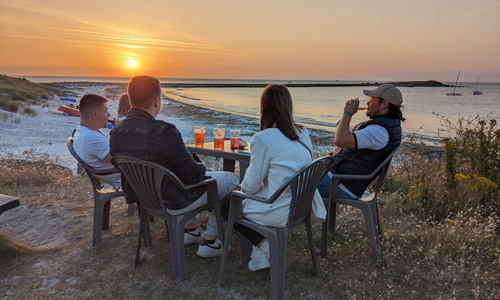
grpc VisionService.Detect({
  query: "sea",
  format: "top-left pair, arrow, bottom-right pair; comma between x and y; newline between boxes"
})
24,76 -> 500,143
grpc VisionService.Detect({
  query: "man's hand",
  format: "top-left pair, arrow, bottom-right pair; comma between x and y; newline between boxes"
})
344,98 -> 360,115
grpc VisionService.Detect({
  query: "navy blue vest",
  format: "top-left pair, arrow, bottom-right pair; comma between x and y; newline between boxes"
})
332,115 -> 401,197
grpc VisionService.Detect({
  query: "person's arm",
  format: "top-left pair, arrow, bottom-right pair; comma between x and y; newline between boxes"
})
334,98 -> 360,149
160,126 -> 206,184
102,152 -> 113,163
241,135 -> 270,194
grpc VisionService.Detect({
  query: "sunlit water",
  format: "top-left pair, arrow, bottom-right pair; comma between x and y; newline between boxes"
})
164,83 -> 500,141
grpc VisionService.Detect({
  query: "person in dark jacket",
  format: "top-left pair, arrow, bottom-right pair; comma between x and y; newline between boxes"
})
110,76 -> 239,257
317,84 -> 405,199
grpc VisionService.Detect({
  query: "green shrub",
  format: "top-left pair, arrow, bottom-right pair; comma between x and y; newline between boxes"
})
386,115 -> 499,225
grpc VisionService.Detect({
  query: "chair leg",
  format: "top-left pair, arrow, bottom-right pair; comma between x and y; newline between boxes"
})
137,203 -> 152,248
361,205 -> 381,261
305,219 -> 319,276
321,221 -> 327,258
102,199 -> 111,229
92,196 -> 104,250
321,202 -> 337,258
328,202 -> 337,232
169,215 -> 186,283
268,231 -> 287,300
217,216 -> 236,286
164,220 -> 170,242
135,208 -> 146,266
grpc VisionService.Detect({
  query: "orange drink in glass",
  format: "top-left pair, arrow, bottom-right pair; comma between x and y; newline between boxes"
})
194,126 -> 205,148
213,127 -> 225,150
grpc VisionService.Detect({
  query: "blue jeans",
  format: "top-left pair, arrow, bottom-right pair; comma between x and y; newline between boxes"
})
317,174 -> 357,200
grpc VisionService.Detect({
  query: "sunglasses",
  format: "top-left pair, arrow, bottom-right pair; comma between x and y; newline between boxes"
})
369,97 -> 384,103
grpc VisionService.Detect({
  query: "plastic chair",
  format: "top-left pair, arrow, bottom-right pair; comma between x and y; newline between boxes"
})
112,156 -> 223,283
217,156 -> 334,300
320,146 -> 399,260
67,137 -> 132,250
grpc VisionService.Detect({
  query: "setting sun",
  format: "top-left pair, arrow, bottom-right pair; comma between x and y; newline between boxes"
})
127,59 -> 137,68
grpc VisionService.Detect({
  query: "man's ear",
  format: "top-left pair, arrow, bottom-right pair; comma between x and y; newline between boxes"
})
382,100 -> 390,109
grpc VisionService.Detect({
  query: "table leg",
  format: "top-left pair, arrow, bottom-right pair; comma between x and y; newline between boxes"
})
222,159 -> 235,172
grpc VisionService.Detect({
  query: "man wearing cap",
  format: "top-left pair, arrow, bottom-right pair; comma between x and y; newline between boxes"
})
317,84 -> 405,200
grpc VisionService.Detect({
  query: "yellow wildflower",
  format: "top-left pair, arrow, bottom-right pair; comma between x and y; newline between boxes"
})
455,173 -> 470,181
472,174 -> 498,189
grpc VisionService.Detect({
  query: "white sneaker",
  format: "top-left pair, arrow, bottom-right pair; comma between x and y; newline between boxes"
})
248,240 -> 270,271
184,226 -> 204,245
197,238 -> 228,258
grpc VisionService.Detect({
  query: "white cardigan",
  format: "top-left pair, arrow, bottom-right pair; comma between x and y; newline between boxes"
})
241,127 -> 327,227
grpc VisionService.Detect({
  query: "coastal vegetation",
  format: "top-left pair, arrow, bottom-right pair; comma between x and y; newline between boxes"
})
0,75 -> 61,113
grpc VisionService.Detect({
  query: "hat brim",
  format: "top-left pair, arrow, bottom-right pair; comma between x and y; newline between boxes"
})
363,89 -> 379,97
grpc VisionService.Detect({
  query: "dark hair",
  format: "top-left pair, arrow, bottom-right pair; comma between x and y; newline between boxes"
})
260,84 -> 303,141
79,93 -> 108,120
116,93 -> 130,118
388,103 -> 406,122
127,76 -> 161,110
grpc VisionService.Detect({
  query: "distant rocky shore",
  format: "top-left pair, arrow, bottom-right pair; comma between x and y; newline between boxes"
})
45,80 -> 449,89
160,80 -> 449,88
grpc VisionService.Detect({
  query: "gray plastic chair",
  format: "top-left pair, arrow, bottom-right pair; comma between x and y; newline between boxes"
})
67,137 -> 130,250
321,146 -> 399,260
112,156 -> 223,283
217,156 -> 334,300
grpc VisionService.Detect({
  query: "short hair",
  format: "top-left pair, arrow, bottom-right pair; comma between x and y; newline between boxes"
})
127,76 -> 161,110
260,84 -> 303,141
116,93 -> 130,118
79,93 -> 109,120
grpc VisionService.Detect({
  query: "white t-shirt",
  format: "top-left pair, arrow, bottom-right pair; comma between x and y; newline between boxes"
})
73,125 -> 121,189
354,124 -> 389,150
336,124 -> 389,198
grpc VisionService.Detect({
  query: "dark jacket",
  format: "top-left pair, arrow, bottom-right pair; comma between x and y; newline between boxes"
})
109,108 -> 207,210
332,115 -> 401,197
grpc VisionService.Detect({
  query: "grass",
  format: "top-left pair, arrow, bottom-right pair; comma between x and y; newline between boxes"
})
0,75 -> 62,112
1,145 -> 499,299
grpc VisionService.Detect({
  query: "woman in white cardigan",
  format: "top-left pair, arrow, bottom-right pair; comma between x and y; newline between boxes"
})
221,84 -> 327,271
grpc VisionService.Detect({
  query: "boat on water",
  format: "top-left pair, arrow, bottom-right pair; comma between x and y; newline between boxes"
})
472,77 -> 483,95
446,71 -> 463,96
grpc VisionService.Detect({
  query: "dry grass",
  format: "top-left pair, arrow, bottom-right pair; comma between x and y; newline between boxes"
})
1,153 -> 499,299
0,75 -> 62,112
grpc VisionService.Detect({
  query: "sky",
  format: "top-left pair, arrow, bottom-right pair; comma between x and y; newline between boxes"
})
1,0 -> 499,82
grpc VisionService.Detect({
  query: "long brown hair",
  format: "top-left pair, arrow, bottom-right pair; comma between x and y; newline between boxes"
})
116,93 -> 130,118
260,84 -> 303,140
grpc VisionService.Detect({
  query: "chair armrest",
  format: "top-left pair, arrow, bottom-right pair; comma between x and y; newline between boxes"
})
92,168 -> 121,176
183,177 -> 217,190
231,190 -> 270,203
331,173 -> 375,181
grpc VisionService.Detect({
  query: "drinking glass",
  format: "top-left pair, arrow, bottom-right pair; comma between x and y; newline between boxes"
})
230,129 -> 241,150
194,126 -> 205,148
213,127 -> 225,150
